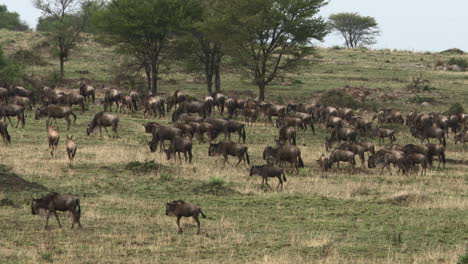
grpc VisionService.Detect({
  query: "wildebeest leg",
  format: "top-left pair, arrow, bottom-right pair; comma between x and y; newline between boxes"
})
53,211 -> 62,228
66,116 -> 71,130
193,216 -> 201,235
235,154 -> 242,167
176,216 -> 183,234
264,177 -> 272,191
103,127 -> 111,138
99,126 -> 103,137
6,116 -> 14,127
113,125 -> 118,138
45,211 -> 51,229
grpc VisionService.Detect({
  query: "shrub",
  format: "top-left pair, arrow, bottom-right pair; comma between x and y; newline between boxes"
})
448,102 -> 465,115
0,46 -> 23,83
331,45 -> 343,50
457,252 -> 468,264
208,176 -> 226,186
407,95 -> 435,104
319,89 -> 360,109
440,48 -> 464,55
447,57 -> 468,71
11,49 -> 47,66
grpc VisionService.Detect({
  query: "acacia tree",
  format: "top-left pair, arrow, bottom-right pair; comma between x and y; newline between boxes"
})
93,0 -> 195,94
33,0 -> 88,78
328,12 -> 379,48
224,0 -> 328,101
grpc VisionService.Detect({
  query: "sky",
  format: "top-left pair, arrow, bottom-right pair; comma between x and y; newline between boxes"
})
1,0 -> 467,52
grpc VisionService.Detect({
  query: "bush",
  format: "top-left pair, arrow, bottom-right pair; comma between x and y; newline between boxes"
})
208,176 -> 226,186
319,89 -> 360,109
448,102 -> 465,115
440,48 -> 464,55
407,95 -> 435,104
11,49 -> 47,66
0,46 -> 22,83
447,57 -> 468,71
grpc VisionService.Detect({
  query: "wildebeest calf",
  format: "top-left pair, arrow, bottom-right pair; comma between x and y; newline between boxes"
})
31,192 -> 81,229
165,200 -> 206,234
250,165 -> 286,191
48,126 -> 59,157
66,135 -> 77,168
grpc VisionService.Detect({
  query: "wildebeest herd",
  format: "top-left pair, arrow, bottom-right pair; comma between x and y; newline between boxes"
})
1,82 -> 468,234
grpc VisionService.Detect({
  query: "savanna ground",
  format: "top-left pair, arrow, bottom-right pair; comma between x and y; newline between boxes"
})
0,30 -> 467,263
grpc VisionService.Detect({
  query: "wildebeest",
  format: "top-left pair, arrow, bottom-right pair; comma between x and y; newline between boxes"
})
411,126 -> 446,146
350,117 -> 372,137
276,117 -> 304,131
48,126 -> 60,157
103,88 -> 122,112
250,165 -> 286,191
204,96 -> 214,116
261,103 -> 286,124
66,135 -> 77,168
165,200 -> 206,234
214,93 -> 226,115
62,92 -> 85,113
79,82 -> 95,105
317,154 -> 330,172
174,123 -> 194,139
328,149 -> 356,169
357,141 -> 375,155
208,141 -> 250,166
278,126 -> 296,145
368,149 -> 406,175
263,143 -> 304,173
337,142 -> 367,168
325,127 -> 358,151
35,105 -> 77,130
119,95 -> 135,113
144,96 -> 165,118
454,132 -> 468,145
8,96 -> 33,111
87,112 -> 119,138
194,122 -> 216,143
405,153 -> 428,176
224,120 -> 246,143
0,120 -> 11,146
373,128 -> 396,144
287,111 -> 315,134
165,136 -> 193,163
31,192 -> 82,229
0,104 -> 25,128
149,125 -> 182,152
167,90 -> 186,111
243,107 -> 259,126
325,116 -> 343,129
172,101 -> 207,121
0,87 -> 8,103
426,143 -> 446,168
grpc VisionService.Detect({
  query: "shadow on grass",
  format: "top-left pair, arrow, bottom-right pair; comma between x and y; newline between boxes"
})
0,164 -> 47,193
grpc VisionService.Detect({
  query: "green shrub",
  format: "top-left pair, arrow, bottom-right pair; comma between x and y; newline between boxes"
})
448,102 -> 465,115
319,89 -> 360,109
0,45 -> 22,83
457,252 -> 468,264
11,49 -> 47,66
447,57 -> 468,70
331,45 -> 343,50
208,176 -> 226,186
125,161 -> 161,173
408,95 -> 435,104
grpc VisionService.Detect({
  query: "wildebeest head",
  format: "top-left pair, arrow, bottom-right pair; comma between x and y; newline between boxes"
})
166,201 -> 176,216
367,155 -> 376,168
34,108 -> 44,120
208,143 -> 219,156
31,199 -> 39,215
249,166 -> 260,177
86,124 -> 93,136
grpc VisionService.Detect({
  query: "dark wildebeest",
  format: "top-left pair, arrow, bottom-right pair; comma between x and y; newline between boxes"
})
149,126 -> 182,152
86,112 -> 119,138
317,154 -> 330,172
224,120 -> 246,143
454,132 -> 468,145
426,143 -> 446,168
276,117 -> 304,131
35,105 -> 77,130
405,153 -> 428,176
328,149 -> 356,169
337,107 -> 353,121
31,192 -> 81,229
165,136 -> 193,163
174,123 -> 194,139
119,95 -> 135,113
368,149 -> 406,175
0,120 -> 11,146
278,126 -> 296,145
79,82 -> 95,105
103,88 -> 122,112
325,116 -> 344,129
66,135 -> 77,168
214,93 -> 226,115
243,107 -> 259,126
9,86 -> 34,105
350,117 -> 373,137
165,200 -> 206,234
144,96 -> 165,118
204,96 -> 214,116
0,87 -> 8,103
263,143 -> 304,173
287,111 -> 315,135
129,90 -> 140,111
8,96 -> 33,111
262,103 -> 286,124
337,142 -> 367,168
62,93 -> 85,113
250,165 -> 286,191
325,128 -> 358,151
411,126 -> 446,146
179,113 -> 203,123
357,141 -> 376,155
208,141 -> 250,166
373,128 -> 396,144
172,101 -> 207,121
168,90 -> 186,111
195,122 -> 216,143
0,104 -> 25,128
48,126 -> 60,157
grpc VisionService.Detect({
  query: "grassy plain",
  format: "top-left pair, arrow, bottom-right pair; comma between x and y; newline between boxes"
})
0,30 -> 467,263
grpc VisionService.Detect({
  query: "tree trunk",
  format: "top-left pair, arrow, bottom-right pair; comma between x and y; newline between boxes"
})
205,51 -> 213,96
151,62 -> 158,95
144,63 -> 152,92
59,55 -> 65,78
214,45 -> 222,93
258,82 -> 266,101
215,63 -> 221,94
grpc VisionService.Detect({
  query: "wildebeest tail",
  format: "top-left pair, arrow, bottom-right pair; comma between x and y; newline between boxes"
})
310,120 -> 315,135
442,133 -> 446,147
282,171 -> 287,182
199,208 -> 206,218
76,199 -> 81,218
70,111 -> 77,124
298,155 -> 304,168
245,148 -> 251,165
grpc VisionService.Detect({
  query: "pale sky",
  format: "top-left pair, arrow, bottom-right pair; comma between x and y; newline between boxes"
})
1,0 -> 467,52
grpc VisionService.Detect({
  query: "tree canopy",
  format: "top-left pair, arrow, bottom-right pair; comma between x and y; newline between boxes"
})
328,12 -> 379,48
224,0 -> 328,101
0,5 -> 29,31
93,0 -> 197,93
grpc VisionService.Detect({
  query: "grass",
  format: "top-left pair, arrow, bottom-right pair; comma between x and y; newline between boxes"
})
0,30 -> 467,263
